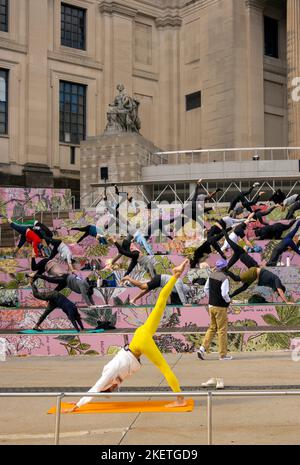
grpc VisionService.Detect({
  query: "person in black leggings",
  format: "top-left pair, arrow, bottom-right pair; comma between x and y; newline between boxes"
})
254,220 -> 297,240
190,230 -> 228,269
228,183 -> 260,213
37,273 -> 96,306
145,216 -> 175,241
228,267 -> 292,304
252,205 -> 277,225
114,240 -> 139,276
173,180 -> 221,232
266,219 -> 300,266
31,281 -> 85,332
222,229 -> 259,270
70,225 -> 107,245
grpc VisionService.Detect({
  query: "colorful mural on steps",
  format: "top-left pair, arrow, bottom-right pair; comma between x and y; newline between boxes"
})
1,201 -> 300,356
0,187 -> 72,219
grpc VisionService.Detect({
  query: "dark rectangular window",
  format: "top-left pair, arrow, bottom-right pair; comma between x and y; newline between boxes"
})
0,69 -> 8,135
70,146 -> 76,164
0,0 -> 8,32
264,16 -> 279,58
61,3 -> 86,50
186,91 -> 201,111
59,81 -> 86,145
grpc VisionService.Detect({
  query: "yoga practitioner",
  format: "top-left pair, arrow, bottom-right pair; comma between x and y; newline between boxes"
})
221,220 -> 253,252
108,238 -> 156,277
30,280 -> 85,332
266,219 -> 300,266
63,260 -> 189,413
48,238 -> 75,272
207,212 -> 253,239
70,224 -> 107,245
252,205 -> 277,225
283,194 -> 300,209
229,267 -> 293,304
228,183 -> 260,213
254,220 -> 297,240
174,179 -> 222,231
190,230 -> 229,269
37,273 -> 97,307
268,189 -> 286,206
286,200 -> 300,220
145,210 -> 175,241
121,274 -> 191,306
221,228 -> 258,270
10,219 -> 53,242
8,219 -> 45,257
28,249 -> 66,279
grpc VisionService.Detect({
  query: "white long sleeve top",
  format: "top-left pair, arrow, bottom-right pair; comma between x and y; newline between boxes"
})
76,348 -> 141,408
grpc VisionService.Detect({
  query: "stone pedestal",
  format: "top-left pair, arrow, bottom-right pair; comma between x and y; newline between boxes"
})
23,163 -> 54,188
80,132 -> 161,208
287,0 -> 300,153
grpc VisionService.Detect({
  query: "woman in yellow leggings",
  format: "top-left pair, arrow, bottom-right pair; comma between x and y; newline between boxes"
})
64,259 -> 189,412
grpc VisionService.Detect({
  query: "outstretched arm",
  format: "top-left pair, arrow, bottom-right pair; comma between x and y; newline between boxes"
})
277,288 -> 293,305
230,283 -> 250,299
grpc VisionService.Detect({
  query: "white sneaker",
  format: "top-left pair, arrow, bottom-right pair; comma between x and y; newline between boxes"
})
201,378 -> 224,389
219,355 -> 233,361
197,346 -> 205,360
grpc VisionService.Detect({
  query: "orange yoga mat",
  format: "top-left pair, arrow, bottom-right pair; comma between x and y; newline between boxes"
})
48,399 -> 194,414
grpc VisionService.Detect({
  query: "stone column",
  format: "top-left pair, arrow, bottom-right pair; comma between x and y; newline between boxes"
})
25,0 -> 53,185
287,0 -> 300,153
244,0 -> 266,149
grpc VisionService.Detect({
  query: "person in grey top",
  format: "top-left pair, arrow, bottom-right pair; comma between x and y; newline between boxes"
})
36,273 -> 96,307
121,274 -> 191,306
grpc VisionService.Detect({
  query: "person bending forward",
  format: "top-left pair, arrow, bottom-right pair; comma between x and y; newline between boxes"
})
63,259 -> 189,413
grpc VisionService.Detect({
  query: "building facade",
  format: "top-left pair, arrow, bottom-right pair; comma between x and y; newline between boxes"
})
0,0 -> 299,203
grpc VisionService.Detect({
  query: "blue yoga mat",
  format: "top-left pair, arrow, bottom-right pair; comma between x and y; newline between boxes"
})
19,329 -> 104,334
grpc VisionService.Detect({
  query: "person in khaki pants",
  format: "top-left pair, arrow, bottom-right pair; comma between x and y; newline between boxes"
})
197,259 -> 232,361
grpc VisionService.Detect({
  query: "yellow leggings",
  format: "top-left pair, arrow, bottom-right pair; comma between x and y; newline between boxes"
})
129,275 -> 181,393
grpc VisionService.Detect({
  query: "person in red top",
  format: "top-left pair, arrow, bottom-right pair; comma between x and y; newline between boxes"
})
8,219 -> 44,256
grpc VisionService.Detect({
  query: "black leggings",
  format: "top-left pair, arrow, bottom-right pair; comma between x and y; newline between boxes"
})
241,192 -> 261,213
191,231 -> 226,268
32,285 -> 84,331
38,274 -> 68,292
253,206 -> 276,225
71,226 -> 92,244
228,186 -> 255,213
145,219 -> 174,240
223,230 -> 258,269
31,257 -> 50,275
255,220 -> 296,240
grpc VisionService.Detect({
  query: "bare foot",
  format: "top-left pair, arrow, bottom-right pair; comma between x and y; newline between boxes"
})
165,398 -> 188,408
62,404 -> 77,413
172,259 -> 189,278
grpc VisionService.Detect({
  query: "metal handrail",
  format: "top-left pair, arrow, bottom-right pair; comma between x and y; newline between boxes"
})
150,147 -> 300,166
1,389 -> 300,445
155,147 -> 300,155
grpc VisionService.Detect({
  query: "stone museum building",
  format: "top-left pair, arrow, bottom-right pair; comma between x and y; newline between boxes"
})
0,0 -> 299,204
